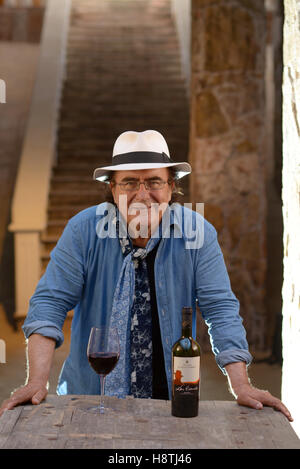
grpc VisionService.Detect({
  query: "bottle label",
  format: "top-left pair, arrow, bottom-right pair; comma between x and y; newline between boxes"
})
173,356 -> 200,388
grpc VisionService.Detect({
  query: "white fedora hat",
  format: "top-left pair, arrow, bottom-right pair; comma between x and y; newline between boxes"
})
93,130 -> 192,182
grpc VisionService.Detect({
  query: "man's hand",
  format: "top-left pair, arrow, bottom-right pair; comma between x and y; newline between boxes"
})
0,334 -> 55,418
225,361 -> 293,422
233,382 -> 293,422
0,380 -> 48,418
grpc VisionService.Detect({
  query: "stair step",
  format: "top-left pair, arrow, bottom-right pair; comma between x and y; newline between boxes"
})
67,32 -> 177,41
50,178 -> 100,191
56,139 -> 187,151
65,57 -> 182,67
56,138 -> 112,148
49,189 -> 104,205
47,204 -> 98,221
59,101 -> 187,112
55,156 -> 110,167
56,152 -> 111,164
59,118 -> 187,129
56,143 -> 188,157
51,174 -> 95,181
41,234 -> 60,244
56,139 -> 112,149
56,145 -> 188,160
55,131 -> 188,141
60,93 -> 187,104
61,93 -> 187,103
40,241 -> 57,256
60,96 -> 188,108
62,81 -> 186,91
52,164 -> 105,175
57,121 -> 189,131
39,0 -> 189,270
56,121 -> 188,133
66,52 -> 181,61
42,219 -> 68,237
41,259 -> 50,273
40,247 -> 55,262
61,88 -> 188,97
59,105 -> 188,114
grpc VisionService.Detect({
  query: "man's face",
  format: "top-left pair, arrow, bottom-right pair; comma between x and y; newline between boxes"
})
110,168 -> 174,239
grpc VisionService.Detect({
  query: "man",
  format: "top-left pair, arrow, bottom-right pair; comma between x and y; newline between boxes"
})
0,130 -> 292,420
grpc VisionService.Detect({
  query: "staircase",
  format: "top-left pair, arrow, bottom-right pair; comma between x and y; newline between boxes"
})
40,0 -> 190,273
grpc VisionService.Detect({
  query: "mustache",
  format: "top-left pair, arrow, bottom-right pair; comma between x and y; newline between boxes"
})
128,201 -> 153,210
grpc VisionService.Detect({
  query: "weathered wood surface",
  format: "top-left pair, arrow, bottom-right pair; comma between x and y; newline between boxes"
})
0,395 -> 299,449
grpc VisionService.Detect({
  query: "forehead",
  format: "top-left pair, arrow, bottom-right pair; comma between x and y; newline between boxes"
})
113,167 -> 170,181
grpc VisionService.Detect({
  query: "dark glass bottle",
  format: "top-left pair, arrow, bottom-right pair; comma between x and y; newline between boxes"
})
171,307 -> 201,417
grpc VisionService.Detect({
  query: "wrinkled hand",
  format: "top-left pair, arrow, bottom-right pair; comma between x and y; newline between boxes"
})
234,383 -> 293,422
0,381 -> 48,418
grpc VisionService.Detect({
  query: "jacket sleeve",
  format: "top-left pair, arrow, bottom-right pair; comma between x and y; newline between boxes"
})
22,218 -> 85,348
195,221 -> 252,373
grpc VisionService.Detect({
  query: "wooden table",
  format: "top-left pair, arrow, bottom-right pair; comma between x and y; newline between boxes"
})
0,395 -> 299,449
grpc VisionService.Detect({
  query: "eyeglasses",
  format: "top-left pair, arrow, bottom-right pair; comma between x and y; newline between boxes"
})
112,179 -> 172,192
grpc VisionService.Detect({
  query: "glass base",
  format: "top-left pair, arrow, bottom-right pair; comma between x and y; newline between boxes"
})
84,404 -> 116,414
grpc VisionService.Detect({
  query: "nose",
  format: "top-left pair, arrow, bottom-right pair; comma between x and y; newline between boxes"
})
135,182 -> 150,199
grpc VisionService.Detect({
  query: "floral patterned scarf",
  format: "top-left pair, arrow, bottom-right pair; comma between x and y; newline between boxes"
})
105,213 -> 161,398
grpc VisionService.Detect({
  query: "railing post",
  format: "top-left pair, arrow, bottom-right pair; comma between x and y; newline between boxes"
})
14,232 -> 41,317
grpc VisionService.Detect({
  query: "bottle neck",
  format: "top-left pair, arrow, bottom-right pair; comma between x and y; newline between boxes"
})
182,323 -> 192,338
181,309 -> 193,338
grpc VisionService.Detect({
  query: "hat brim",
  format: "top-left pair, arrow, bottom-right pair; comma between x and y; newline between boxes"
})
93,162 -> 192,183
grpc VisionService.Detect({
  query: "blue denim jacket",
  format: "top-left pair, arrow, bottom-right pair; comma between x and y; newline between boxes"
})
22,202 -> 252,398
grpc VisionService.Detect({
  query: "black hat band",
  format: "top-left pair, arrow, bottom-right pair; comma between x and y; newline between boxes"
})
111,151 -> 173,166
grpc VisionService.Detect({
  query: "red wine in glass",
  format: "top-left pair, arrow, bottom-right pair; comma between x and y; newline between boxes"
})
87,327 -> 120,414
88,352 -> 119,375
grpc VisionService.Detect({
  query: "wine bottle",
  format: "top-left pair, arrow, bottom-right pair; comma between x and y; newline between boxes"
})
172,307 -> 201,417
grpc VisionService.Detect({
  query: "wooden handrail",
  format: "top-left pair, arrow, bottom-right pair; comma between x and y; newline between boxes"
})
8,0 -> 71,318
9,0 -> 71,233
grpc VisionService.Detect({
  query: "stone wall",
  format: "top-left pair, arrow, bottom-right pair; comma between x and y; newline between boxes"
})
281,0 -> 300,438
190,0 -> 267,351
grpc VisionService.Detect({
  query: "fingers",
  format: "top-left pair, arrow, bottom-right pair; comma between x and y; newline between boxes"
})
0,383 -> 47,417
274,403 -> 293,421
0,395 -> 23,417
237,394 -> 263,410
236,387 -> 293,422
259,391 -> 293,422
31,389 -> 47,405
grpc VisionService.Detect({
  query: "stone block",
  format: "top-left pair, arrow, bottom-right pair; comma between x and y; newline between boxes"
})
228,211 -> 243,246
227,153 -> 261,195
204,203 -> 224,233
193,132 -> 233,172
195,90 -> 228,137
215,79 -> 263,124
204,5 -> 258,72
237,231 -> 261,261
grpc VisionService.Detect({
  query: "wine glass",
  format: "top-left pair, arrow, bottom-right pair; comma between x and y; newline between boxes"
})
87,326 -> 120,414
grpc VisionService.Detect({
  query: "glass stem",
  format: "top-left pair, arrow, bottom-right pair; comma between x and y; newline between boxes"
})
99,375 -> 105,414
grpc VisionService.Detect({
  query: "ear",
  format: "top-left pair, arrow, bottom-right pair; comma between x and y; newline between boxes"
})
109,180 -> 117,203
169,179 -> 175,195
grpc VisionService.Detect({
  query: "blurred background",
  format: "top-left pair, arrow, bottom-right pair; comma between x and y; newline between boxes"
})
0,0 -> 299,436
